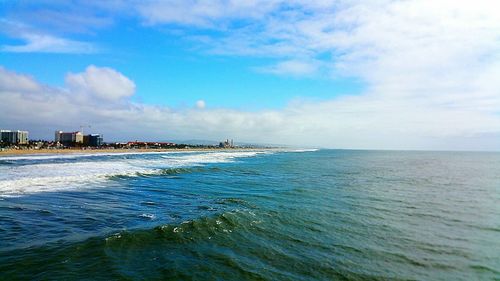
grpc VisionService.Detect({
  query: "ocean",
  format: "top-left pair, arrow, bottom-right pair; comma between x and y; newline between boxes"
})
0,149 -> 498,280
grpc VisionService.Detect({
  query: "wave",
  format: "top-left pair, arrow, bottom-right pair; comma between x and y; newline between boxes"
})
0,149 -> 318,196
0,148 -> 315,162
1,206 -> 255,252
0,150 -> 273,196
160,151 -> 270,165
0,150 -> 196,161
105,209 -> 255,245
284,148 -> 319,153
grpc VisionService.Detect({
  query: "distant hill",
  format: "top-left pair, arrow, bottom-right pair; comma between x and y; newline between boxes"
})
166,139 -> 220,146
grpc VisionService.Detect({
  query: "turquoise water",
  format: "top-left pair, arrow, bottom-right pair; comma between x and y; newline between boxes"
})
0,149 -> 499,280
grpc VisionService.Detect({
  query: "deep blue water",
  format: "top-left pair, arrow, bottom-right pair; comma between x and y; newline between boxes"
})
0,149 -> 499,280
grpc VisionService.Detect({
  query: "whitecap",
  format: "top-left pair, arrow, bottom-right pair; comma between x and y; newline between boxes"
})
139,213 -> 156,220
0,150 -> 275,196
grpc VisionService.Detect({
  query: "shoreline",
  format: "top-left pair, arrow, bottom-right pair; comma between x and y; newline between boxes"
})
0,147 -> 273,157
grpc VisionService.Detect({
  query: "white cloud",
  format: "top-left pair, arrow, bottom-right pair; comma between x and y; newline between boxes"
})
1,1 -> 500,150
65,65 -> 136,101
195,100 -> 206,109
0,67 -> 41,92
137,0 -> 281,27
2,33 -> 96,54
0,19 -> 97,54
1,65 -> 499,150
130,0 -> 500,149
257,60 -> 319,76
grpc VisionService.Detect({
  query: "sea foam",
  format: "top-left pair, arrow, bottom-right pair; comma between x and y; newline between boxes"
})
0,150 -> 272,196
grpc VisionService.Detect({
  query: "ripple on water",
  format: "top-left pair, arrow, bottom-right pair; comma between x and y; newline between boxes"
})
0,150 -> 499,281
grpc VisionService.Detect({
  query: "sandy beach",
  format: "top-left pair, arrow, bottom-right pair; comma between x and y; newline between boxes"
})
0,147 -> 267,157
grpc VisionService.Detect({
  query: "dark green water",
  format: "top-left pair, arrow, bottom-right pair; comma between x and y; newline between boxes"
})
0,150 -> 499,280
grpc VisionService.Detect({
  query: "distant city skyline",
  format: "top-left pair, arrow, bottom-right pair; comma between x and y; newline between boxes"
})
1,1 -> 500,150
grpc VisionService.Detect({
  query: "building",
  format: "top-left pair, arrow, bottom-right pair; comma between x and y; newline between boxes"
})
0,130 -> 9,144
0,130 -> 29,145
83,134 -> 103,147
55,131 -> 83,146
219,139 -> 234,148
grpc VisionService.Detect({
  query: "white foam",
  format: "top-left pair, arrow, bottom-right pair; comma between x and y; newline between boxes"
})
0,150 -> 273,196
160,151 -> 269,166
0,150 -> 195,161
139,213 -> 156,220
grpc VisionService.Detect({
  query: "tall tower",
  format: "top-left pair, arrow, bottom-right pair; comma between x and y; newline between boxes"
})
55,131 -> 62,142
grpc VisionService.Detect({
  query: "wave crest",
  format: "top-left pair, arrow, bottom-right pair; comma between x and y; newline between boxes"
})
0,150 -> 273,196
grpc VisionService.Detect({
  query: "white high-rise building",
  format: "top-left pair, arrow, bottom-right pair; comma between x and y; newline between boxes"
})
55,131 -> 83,145
0,130 -> 29,144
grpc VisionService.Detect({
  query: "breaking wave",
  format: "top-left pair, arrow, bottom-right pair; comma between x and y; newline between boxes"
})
0,150 -> 272,196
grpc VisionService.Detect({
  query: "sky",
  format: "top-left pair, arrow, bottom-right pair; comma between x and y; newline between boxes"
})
1,0 -> 500,150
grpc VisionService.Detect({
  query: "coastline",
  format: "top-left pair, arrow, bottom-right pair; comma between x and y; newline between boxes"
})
0,147 -> 271,157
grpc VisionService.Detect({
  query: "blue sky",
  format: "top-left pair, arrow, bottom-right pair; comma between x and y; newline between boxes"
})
0,2 -> 363,110
1,1 -> 499,150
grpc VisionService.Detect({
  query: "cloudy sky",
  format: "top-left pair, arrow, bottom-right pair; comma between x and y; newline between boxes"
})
1,1 -> 499,150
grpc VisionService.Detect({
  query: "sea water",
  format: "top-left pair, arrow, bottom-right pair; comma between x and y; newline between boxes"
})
0,149 -> 499,280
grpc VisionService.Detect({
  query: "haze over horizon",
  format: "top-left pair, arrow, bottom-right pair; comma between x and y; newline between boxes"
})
1,1 -> 500,150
